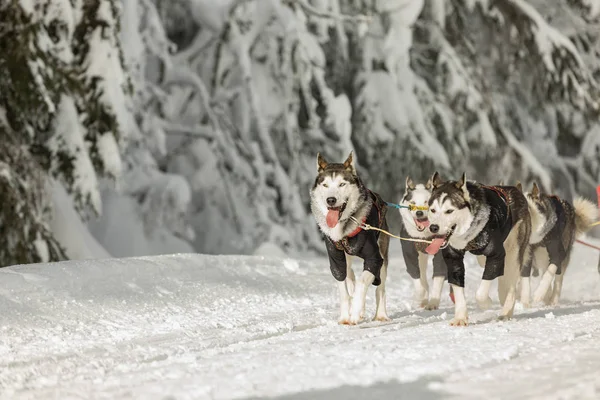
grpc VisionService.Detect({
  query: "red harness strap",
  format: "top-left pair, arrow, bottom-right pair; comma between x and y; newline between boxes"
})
346,222 -> 364,238
483,185 -> 508,204
345,190 -> 382,238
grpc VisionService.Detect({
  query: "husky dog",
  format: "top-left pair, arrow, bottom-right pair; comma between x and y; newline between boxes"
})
425,172 -> 531,326
310,152 -> 390,324
519,182 -> 598,306
399,177 -> 447,310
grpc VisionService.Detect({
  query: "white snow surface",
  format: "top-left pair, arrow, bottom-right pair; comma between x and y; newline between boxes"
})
2,241 -> 600,399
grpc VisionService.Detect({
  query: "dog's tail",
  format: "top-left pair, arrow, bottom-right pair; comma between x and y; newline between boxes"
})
573,197 -> 598,236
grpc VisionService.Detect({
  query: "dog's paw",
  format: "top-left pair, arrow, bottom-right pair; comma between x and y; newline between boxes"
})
373,314 -> 391,322
359,308 -> 366,320
497,314 -> 512,322
449,318 -> 468,327
425,299 -> 440,310
338,317 -> 352,325
348,313 -> 363,325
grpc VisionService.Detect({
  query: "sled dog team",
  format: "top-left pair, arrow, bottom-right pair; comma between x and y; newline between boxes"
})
310,152 -> 598,326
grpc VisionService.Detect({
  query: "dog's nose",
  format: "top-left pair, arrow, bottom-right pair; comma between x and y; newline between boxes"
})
326,197 -> 337,206
429,224 -> 439,234
416,210 -> 424,218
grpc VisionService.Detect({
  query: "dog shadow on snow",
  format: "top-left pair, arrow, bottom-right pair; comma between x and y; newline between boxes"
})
243,377 -> 445,400
512,301 -> 600,321
384,301 -> 600,328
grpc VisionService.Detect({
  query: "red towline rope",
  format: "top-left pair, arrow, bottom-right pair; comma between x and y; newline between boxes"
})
576,239 -> 600,252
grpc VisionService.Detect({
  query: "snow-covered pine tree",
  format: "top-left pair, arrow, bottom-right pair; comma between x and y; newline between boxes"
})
0,0 -> 126,266
107,0 -> 196,249
101,0 -> 599,255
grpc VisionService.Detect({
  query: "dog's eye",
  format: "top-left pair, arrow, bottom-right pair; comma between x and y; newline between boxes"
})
445,209 -> 454,214
339,183 -> 346,187
323,183 -> 328,188
430,209 -> 436,214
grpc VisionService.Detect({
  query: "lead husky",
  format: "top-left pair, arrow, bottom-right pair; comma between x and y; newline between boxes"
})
399,177 -> 447,310
310,152 -> 390,324
425,172 -> 531,326
519,182 -> 598,306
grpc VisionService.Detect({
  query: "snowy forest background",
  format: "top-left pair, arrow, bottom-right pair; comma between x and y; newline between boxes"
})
1,0 -> 599,267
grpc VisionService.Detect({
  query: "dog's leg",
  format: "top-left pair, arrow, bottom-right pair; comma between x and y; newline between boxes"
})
497,224 -> 523,320
498,283 -> 517,320
337,281 -> 351,325
374,262 -> 390,321
499,259 -> 519,320
549,273 -> 563,306
427,253 -> 446,310
413,253 -> 430,308
533,263 -> 557,304
476,255 -> 486,268
519,249 -> 533,308
475,279 -> 493,310
426,276 -> 444,310
345,254 -> 356,297
520,276 -> 531,308
449,284 -> 468,326
549,256 -> 570,306
349,271 -> 375,324
498,276 -> 509,306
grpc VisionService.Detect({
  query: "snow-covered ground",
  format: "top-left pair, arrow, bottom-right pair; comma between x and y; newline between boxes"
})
1,240 -> 600,400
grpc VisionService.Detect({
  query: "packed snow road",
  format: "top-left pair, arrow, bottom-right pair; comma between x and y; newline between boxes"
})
1,242 -> 600,400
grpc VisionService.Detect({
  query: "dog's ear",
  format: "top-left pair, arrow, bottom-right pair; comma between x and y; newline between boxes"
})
455,172 -> 467,190
317,152 -> 328,172
515,181 -> 523,192
431,171 -> 443,188
342,151 -> 355,172
406,176 -> 416,191
531,182 -> 540,198
425,177 -> 433,190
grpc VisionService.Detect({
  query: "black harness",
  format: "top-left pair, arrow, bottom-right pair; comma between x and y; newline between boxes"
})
324,190 -> 387,286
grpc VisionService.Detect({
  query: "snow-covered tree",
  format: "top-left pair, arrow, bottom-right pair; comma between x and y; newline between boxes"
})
0,0 -> 127,266
3,0 -> 599,263
127,0 -> 600,254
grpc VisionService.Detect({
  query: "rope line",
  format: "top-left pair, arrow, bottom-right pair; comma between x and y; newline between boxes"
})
349,217 -> 433,244
385,202 -> 429,211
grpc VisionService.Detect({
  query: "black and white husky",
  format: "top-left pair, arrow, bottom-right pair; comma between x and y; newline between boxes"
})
519,182 -> 598,306
425,172 -> 531,326
310,152 -> 390,325
398,177 -> 447,310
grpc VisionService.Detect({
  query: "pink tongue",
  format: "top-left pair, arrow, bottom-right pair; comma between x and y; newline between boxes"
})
326,209 -> 340,228
416,219 -> 430,230
426,238 -> 446,255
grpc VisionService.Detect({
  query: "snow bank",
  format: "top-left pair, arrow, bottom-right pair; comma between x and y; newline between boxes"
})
49,180 -> 111,260
2,241 -> 600,398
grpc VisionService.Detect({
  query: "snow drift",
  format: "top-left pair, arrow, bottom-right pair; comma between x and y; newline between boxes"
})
1,241 -> 600,399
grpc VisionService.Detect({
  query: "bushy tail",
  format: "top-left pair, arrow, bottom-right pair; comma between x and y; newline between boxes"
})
573,197 -> 598,236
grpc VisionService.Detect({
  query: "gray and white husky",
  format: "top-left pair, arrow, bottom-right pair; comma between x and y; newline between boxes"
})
425,172 -> 531,326
399,177 -> 447,310
310,152 -> 390,325
519,182 -> 598,306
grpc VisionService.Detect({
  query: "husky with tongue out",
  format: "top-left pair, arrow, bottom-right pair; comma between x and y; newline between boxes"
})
425,172 -> 531,326
310,151 -> 390,325
398,177 -> 448,310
